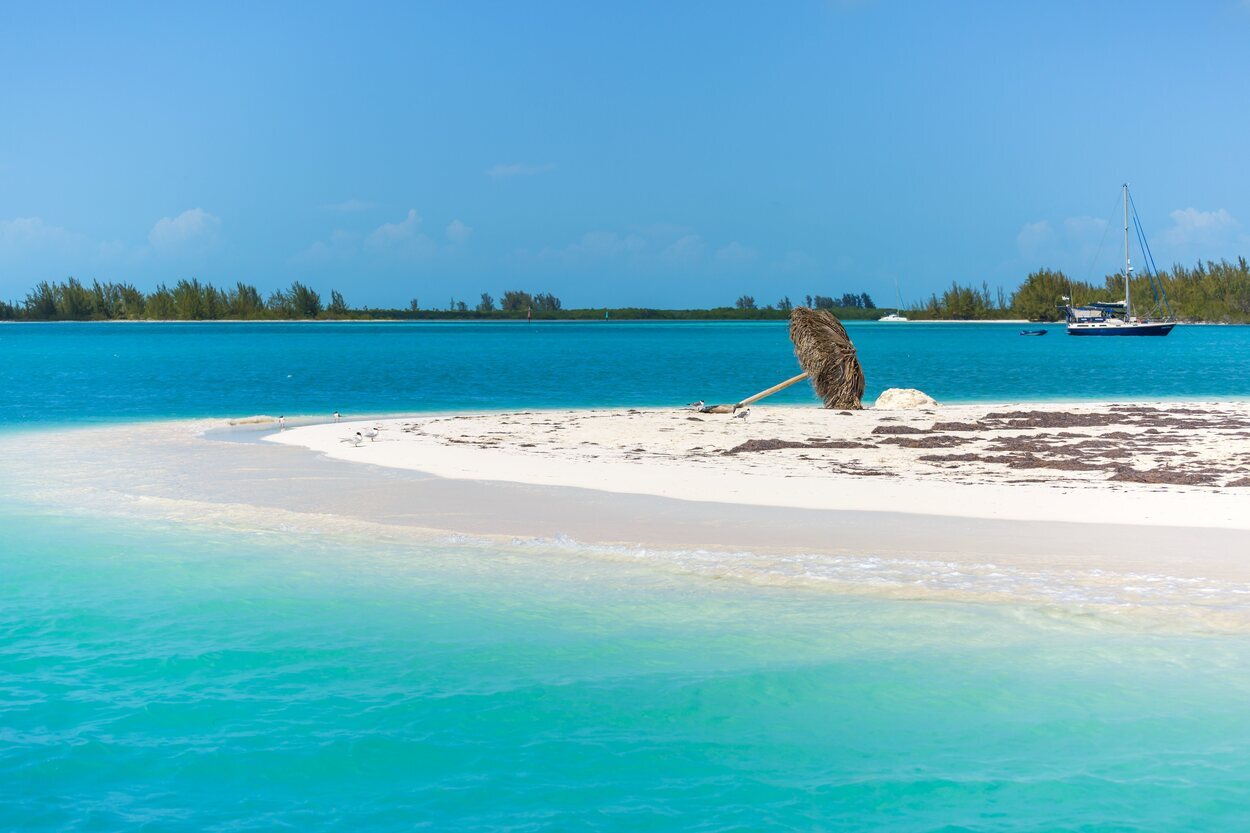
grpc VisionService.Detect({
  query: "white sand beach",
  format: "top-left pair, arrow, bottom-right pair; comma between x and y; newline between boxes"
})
5,402 -> 1250,622
269,402 -> 1250,530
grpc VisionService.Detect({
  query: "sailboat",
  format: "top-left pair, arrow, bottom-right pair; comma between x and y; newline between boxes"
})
1063,184 -> 1176,336
879,280 -> 909,322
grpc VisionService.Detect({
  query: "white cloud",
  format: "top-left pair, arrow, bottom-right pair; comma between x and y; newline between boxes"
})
445,219 -> 472,244
661,234 -> 705,261
570,231 -> 646,258
149,208 -> 220,251
97,239 -> 126,259
366,209 -> 423,249
299,209 -> 448,263
528,230 -> 647,264
1015,220 -> 1053,255
485,162 -> 555,178
0,216 -> 84,252
1161,207 -> 1239,247
774,250 -> 817,273
323,198 -> 375,213
1063,216 -> 1108,238
714,241 -> 758,266
300,229 -> 362,262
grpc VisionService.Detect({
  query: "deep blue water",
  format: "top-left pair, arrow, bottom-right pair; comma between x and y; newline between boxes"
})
2,320 -> 1248,427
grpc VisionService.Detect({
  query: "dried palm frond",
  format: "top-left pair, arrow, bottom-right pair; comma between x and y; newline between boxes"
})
698,306 -> 866,412
788,307 -> 865,409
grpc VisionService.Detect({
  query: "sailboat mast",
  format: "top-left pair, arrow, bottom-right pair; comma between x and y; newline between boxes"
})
1123,183 -> 1132,319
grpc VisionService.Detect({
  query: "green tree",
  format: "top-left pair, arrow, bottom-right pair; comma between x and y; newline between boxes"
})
288,282 -> 322,318
328,290 -> 348,316
55,277 -> 95,319
145,284 -> 176,319
501,290 -> 533,312
172,279 -> 209,319
734,295 -> 756,310
24,281 -> 58,319
117,283 -> 146,319
266,288 -> 294,318
477,292 -> 495,312
228,283 -> 264,318
533,292 -> 561,312
1012,269 -> 1082,322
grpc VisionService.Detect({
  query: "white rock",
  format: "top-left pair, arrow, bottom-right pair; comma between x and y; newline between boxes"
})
874,388 -> 939,409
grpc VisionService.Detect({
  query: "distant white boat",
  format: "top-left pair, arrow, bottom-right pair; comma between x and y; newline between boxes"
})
1061,184 -> 1176,337
879,281 -> 909,321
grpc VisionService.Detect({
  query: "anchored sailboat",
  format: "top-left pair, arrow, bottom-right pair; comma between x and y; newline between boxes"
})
879,280 -> 909,322
1063,184 -> 1175,336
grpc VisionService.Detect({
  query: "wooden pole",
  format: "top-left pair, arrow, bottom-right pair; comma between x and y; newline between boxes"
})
735,372 -> 809,408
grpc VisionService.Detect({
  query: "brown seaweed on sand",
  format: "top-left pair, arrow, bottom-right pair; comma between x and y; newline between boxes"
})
724,438 -> 873,455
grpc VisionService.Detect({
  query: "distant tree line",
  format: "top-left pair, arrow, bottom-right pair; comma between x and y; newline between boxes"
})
733,292 -> 875,312
0,279 -> 572,322
10,262 -> 1249,323
908,258 -> 1250,322
6,278 -> 348,321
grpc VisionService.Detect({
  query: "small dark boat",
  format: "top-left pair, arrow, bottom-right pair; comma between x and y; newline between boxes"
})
1019,329 -> 1048,336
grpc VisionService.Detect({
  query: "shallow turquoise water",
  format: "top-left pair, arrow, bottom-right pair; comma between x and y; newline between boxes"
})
5,507 -> 1250,831
2,321 -> 1249,426
5,321 -> 1250,830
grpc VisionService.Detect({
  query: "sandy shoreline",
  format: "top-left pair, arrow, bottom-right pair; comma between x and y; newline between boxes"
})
269,402 -> 1250,530
3,402 -> 1249,622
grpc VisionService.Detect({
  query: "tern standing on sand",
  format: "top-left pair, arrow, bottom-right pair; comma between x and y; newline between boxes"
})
333,411 -> 341,423
734,408 -> 750,420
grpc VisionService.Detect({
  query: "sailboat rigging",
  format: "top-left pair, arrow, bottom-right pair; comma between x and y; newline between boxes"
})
1061,184 -> 1175,336
879,280 -> 909,322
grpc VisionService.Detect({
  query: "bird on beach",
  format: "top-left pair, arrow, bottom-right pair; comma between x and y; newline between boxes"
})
733,407 -> 750,420
363,426 -> 380,442
688,400 -> 704,411
333,411 -> 341,423
353,431 -> 363,446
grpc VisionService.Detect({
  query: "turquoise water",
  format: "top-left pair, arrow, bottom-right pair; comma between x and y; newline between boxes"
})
6,321 -> 1250,830
2,321 -> 1249,426
6,507 -> 1250,831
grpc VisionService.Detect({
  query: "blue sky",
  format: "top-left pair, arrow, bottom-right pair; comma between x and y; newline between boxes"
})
3,1 -> 1250,308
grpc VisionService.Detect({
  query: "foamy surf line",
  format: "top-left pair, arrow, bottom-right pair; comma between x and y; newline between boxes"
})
2,412 -> 1249,628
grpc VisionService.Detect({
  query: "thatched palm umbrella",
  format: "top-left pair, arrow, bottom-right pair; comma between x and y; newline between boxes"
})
704,307 -> 865,412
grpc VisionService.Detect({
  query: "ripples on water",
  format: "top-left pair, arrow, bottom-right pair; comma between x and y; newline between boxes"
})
5,508 -> 1250,831
5,321 -> 1250,829
2,321 -> 1249,426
